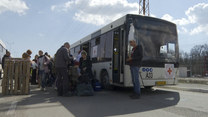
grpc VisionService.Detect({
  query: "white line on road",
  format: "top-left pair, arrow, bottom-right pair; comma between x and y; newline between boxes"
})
6,100 -> 18,116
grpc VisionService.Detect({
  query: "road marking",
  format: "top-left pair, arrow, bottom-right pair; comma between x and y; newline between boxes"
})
6,101 -> 18,115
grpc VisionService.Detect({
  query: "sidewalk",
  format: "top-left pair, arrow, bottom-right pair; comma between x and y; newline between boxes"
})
177,77 -> 208,85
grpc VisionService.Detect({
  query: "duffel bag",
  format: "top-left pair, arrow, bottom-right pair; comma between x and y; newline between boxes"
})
76,83 -> 94,96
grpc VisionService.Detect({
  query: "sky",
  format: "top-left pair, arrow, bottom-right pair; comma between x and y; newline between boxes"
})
0,0 -> 208,58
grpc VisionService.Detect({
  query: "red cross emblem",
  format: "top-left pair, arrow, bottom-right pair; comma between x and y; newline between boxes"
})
167,68 -> 172,75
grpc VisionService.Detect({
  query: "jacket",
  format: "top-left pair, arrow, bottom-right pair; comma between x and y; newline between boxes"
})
79,56 -> 92,75
130,45 -> 143,67
44,56 -> 50,73
37,55 -> 46,71
55,46 -> 73,68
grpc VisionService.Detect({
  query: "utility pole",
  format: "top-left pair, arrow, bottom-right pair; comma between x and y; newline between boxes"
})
139,0 -> 150,16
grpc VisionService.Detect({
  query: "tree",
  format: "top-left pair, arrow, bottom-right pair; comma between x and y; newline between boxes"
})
189,44 -> 208,76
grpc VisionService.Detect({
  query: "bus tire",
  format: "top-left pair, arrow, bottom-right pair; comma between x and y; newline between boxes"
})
101,71 -> 112,90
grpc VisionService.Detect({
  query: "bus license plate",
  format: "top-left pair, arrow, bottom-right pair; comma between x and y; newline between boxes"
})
156,81 -> 166,86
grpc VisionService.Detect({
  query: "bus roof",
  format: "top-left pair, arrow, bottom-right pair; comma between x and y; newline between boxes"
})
71,14 -> 127,48
70,14 -> 176,49
0,40 -> 6,49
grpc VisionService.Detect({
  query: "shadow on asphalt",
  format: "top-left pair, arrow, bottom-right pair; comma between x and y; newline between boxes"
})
1,85 -> 180,117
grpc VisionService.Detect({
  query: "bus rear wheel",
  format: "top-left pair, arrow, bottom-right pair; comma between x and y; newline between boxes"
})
101,71 -> 111,90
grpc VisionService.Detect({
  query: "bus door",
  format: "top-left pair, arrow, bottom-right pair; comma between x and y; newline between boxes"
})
113,29 -> 124,84
120,28 -> 125,84
81,42 -> 90,55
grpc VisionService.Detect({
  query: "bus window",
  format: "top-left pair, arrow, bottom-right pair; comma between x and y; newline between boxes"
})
168,43 -> 176,58
96,37 -> 102,61
105,32 -> 113,60
91,37 -> 100,62
160,43 -> 176,58
100,34 -> 106,60
96,37 -> 100,45
82,42 -> 90,56
70,48 -> 74,56
74,46 -> 80,58
160,45 -> 167,54
91,32 -> 113,62
160,44 -> 168,58
91,38 -> 96,47
168,43 -> 175,54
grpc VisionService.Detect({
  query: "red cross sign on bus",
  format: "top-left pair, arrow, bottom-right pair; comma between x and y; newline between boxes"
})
167,68 -> 172,75
92,46 -> 97,58
165,64 -> 175,78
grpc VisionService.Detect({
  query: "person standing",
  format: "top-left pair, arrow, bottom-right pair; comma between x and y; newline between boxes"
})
43,52 -> 51,87
55,42 -> 73,96
127,40 -> 143,99
37,50 -> 47,91
31,55 -> 38,85
79,51 -> 92,78
2,50 -> 11,69
75,50 -> 82,76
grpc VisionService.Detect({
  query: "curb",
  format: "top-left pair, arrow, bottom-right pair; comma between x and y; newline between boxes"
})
177,78 -> 208,85
156,86 -> 208,93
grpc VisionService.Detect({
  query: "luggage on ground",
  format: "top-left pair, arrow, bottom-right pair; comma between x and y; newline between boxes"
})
92,79 -> 102,91
76,73 -> 94,96
76,83 -> 94,96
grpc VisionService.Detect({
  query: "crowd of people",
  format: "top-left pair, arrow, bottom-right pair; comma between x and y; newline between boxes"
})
19,49 -> 55,91
55,42 -> 93,96
2,40 -> 143,99
1,42 -> 94,97
22,42 -> 94,97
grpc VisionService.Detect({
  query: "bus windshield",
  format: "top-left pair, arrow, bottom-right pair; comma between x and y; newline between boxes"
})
127,17 -> 179,67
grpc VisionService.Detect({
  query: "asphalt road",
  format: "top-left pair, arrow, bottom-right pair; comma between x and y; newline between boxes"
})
0,83 -> 208,117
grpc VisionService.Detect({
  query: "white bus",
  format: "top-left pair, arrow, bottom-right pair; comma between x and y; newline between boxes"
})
70,14 -> 179,89
0,40 -> 7,78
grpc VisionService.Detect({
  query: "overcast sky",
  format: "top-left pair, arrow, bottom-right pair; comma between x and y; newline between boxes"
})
0,0 -> 208,57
